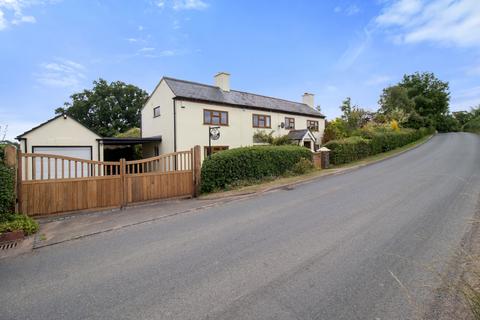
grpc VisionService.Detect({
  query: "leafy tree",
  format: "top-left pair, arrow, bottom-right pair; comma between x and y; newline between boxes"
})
322,118 -> 349,143
452,111 -> 474,127
379,72 -> 450,130
340,97 -> 372,132
55,79 -> 149,137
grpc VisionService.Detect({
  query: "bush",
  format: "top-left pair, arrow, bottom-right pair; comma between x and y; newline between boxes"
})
324,136 -> 372,165
463,116 -> 480,134
291,157 -> 314,175
324,127 -> 434,165
201,145 -> 312,192
0,213 -> 39,236
0,163 -> 15,214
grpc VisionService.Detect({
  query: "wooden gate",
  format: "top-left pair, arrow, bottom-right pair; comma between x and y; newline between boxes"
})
18,146 -> 201,216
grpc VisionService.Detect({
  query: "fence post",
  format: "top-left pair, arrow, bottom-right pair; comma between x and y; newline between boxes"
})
120,158 -> 126,209
16,149 -> 22,213
193,145 -> 201,197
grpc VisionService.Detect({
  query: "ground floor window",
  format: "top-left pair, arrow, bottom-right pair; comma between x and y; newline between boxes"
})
204,146 -> 229,158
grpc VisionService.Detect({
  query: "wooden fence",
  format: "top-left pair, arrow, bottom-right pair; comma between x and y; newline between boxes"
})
18,146 -> 201,216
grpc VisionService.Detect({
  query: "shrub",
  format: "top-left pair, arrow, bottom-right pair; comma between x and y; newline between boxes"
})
0,163 -> 15,214
253,130 -> 292,145
201,145 -> 312,192
324,136 -> 372,165
463,116 -> 480,134
0,213 -> 39,236
324,127 -> 434,165
291,157 -> 314,175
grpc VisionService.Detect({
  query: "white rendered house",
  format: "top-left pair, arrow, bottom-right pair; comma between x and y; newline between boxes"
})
141,72 -> 326,159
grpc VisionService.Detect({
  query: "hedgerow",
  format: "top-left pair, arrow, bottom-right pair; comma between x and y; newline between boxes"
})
0,145 -> 16,215
324,127 -> 434,165
201,145 -> 312,193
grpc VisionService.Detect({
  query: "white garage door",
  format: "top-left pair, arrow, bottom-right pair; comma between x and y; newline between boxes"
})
33,146 -> 92,179
33,146 -> 92,159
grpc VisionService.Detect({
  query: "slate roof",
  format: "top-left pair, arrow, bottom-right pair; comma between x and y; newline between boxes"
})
287,129 -> 316,141
163,77 -> 325,118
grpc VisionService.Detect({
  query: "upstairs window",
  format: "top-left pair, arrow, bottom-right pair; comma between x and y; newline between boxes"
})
153,106 -> 161,118
253,114 -> 271,128
204,109 -> 228,126
285,117 -> 295,129
307,120 -> 319,132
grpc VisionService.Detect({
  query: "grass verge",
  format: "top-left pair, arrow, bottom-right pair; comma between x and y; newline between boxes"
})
199,134 -> 433,200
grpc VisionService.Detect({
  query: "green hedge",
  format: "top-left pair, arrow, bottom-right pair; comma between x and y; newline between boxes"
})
0,144 -> 16,214
201,145 -> 312,192
463,116 -> 480,134
324,127 -> 434,165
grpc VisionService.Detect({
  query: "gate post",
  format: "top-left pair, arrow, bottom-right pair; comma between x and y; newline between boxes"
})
193,145 -> 201,197
12,147 -> 22,213
120,158 -> 126,208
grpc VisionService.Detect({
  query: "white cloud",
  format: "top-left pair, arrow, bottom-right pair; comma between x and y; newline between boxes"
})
345,4 -> 360,16
376,0 -> 480,47
337,28 -> 372,70
0,0 -> 55,30
172,0 -> 208,10
334,4 -> 360,16
35,58 -> 86,88
0,10 -> 6,30
365,74 -> 392,86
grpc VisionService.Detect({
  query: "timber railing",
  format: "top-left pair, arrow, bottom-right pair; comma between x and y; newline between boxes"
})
18,147 -> 201,216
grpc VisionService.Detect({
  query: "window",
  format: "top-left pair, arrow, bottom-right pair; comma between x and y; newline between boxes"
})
252,114 -> 271,128
204,146 -> 229,158
285,117 -> 295,129
307,120 -> 319,132
204,109 -> 228,125
153,106 -> 161,117
154,145 -> 160,156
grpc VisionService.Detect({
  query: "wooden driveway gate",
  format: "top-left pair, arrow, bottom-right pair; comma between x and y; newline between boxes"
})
17,146 -> 201,216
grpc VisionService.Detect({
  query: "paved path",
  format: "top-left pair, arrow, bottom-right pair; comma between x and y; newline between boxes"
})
1,133 -> 480,320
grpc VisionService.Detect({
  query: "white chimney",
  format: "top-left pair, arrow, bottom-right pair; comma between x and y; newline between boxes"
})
302,93 -> 314,108
214,72 -> 230,92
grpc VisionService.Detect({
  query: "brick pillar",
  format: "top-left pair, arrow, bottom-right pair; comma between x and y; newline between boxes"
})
319,147 -> 330,169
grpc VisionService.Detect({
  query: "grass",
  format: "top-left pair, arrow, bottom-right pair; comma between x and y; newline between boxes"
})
199,134 -> 433,200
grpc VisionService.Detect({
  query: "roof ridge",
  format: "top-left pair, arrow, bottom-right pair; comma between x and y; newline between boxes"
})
163,76 -> 322,115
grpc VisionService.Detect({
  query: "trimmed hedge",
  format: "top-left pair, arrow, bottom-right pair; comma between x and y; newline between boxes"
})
0,144 -> 16,214
201,145 -> 312,193
324,127 -> 434,165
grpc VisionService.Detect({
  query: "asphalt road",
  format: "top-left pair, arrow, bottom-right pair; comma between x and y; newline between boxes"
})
2,133 -> 480,320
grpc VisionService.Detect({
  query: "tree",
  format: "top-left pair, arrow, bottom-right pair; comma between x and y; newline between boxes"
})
379,72 -> 450,130
452,111 -> 474,127
340,97 -> 371,132
55,79 -> 149,137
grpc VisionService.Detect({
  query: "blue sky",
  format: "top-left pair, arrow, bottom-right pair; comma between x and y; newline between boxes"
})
1,0 -> 479,140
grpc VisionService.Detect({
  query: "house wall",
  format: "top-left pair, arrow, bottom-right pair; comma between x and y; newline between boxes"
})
141,79 -> 175,157
175,100 -> 325,160
19,116 -> 103,161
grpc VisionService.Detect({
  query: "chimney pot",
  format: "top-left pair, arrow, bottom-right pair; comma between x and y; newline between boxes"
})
214,72 -> 230,92
302,93 -> 315,108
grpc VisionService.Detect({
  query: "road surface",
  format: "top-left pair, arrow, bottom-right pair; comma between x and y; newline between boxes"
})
1,133 -> 480,320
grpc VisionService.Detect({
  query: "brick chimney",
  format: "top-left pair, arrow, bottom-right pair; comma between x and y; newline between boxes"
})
302,93 -> 314,108
214,72 -> 230,92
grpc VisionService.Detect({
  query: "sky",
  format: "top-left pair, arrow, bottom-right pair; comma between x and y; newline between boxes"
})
1,0 -> 480,140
